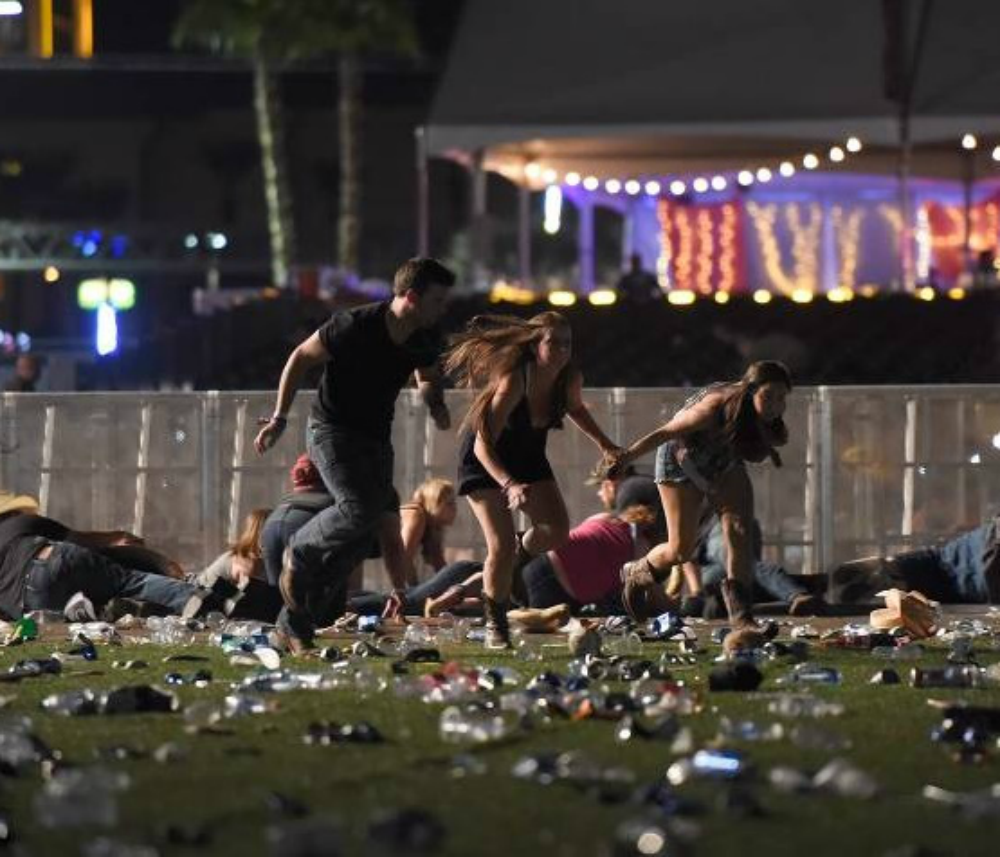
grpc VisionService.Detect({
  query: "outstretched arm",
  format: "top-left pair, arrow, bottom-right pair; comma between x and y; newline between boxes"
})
566,371 -> 619,454
620,392 -> 723,464
254,331 -> 329,455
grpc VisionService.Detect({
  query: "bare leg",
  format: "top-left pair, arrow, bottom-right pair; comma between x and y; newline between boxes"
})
713,466 -> 755,587
645,482 -> 704,581
467,490 -> 516,601
518,480 -> 570,554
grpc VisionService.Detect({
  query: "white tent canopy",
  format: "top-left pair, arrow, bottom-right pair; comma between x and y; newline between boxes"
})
427,0 -> 1000,181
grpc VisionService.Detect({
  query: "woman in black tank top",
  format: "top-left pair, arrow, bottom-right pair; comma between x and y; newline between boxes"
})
446,312 -> 620,648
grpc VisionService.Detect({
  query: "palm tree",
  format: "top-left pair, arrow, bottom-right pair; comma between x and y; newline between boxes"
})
174,0 -> 417,285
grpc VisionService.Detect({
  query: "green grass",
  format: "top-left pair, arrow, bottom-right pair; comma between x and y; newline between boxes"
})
3,626 -> 1000,856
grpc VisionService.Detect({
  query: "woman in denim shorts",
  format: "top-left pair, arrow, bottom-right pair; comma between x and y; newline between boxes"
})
606,361 -> 792,632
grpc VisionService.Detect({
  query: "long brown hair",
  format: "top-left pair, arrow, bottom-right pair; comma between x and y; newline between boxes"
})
444,311 -> 573,437
719,360 -> 792,466
229,508 -> 271,559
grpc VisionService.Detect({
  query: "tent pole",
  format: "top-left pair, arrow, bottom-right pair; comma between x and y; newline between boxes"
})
518,183 -> 532,289
470,149 -> 489,290
578,196 -> 595,293
415,126 -> 430,257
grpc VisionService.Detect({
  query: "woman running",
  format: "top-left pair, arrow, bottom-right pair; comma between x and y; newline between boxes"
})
446,311 -> 620,647
606,360 -> 792,632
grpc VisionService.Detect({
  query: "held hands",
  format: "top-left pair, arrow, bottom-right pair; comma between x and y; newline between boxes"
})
253,416 -> 286,455
592,446 -> 629,481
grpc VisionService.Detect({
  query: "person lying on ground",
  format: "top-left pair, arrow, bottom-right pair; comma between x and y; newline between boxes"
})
829,515 -> 1000,605
0,491 -> 210,622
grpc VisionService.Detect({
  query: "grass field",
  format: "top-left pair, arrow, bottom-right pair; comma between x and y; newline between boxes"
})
2,616 -> 1000,857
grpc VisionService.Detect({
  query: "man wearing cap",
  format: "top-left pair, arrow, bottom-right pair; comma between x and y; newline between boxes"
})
253,257 -> 455,652
0,491 -> 207,622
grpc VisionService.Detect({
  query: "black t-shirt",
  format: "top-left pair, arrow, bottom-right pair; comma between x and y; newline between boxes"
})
311,301 -> 442,439
0,513 -> 69,620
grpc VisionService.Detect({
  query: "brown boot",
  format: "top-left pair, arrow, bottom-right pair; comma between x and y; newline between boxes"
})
720,578 -> 757,629
620,558 -> 674,622
483,596 -> 512,649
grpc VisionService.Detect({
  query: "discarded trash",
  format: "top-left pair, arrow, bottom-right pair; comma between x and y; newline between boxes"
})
789,723 -> 852,752
708,662 -> 763,692
34,768 -> 130,828
303,721 -> 385,745
717,717 -> 784,743
813,758 -> 878,799
776,664 -> 841,685
910,666 -> 985,689
870,589 -> 940,639
767,694 -> 845,718
439,706 -> 515,744
870,668 -> 901,685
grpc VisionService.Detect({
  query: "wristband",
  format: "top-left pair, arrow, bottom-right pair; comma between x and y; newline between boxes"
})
271,415 -> 288,427
500,478 -> 514,494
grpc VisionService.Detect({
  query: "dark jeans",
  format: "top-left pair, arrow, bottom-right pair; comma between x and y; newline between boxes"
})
279,420 -> 394,639
348,560 -> 483,616
889,524 -> 991,603
262,505 -> 325,587
701,560 -> 807,603
522,554 -> 624,615
23,541 -> 198,615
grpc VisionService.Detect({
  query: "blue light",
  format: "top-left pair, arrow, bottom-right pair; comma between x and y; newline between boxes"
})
96,303 -> 118,356
110,235 -> 128,259
81,240 -> 99,258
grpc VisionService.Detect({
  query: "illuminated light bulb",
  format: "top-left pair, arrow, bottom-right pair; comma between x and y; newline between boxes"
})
644,180 -> 662,196
947,287 -> 966,300
829,146 -> 845,162
624,179 -> 641,195
669,180 -> 686,196
605,179 -> 622,194
962,133 -> 978,151
802,153 -> 820,170
714,291 -> 731,304
667,289 -> 696,306
756,167 -> 772,183
791,287 -> 814,303
548,289 -> 578,307
692,177 -> 709,193
524,162 -> 542,180
710,175 -> 727,191
541,168 -> 558,184
737,170 -> 754,187
588,288 -> 617,306
916,286 -> 936,301
779,161 -> 796,178
753,289 -> 773,304
846,137 -> 862,153
565,172 -> 581,186
993,146 -> 1000,163
583,176 -> 599,191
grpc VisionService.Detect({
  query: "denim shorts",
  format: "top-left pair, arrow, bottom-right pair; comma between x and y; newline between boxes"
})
654,441 -> 739,491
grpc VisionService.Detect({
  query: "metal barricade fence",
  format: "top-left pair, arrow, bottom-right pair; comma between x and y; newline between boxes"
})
2,387 -> 1000,586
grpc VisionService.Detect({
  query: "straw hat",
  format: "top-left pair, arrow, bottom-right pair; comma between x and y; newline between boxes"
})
0,490 -> 39,517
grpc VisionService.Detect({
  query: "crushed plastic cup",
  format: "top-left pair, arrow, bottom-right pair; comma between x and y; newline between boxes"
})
608,632 -> 644,657
766,693 -> 845,718
82,837 -> 159,857
224,693 -> 271,718
34,768 -> 130,828
439,705 -> 516,744
718,717 -> 784,743
922,784 -> 1000,819
813,758 -> 878,798
769,765 -> 814,793
183,702 -> 223,731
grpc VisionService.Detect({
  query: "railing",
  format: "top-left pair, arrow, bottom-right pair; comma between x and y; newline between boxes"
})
3,387 -> 999,583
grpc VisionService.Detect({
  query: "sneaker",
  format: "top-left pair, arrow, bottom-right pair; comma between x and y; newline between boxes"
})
180,588 -> 209,621
63,591 -> 98,623
620,559 -> 673,622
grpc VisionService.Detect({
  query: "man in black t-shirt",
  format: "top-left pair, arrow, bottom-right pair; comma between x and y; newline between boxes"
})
254,257 -> 456,651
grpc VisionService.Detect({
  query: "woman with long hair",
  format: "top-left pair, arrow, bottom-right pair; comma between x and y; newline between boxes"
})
445,311 -> 620,647
192,508 -> 271,589
606,360 -> 792,632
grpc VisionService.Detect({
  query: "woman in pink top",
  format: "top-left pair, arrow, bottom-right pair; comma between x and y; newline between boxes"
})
521,504 -> 666,613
